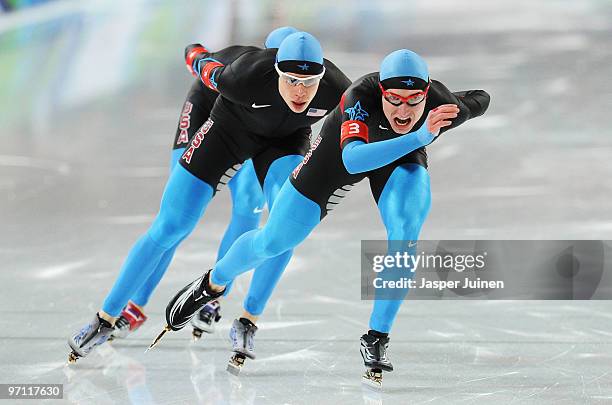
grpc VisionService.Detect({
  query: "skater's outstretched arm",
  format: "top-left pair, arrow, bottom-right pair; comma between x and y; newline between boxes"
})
452,90 -> 491,119
184,43 -> 258,102
341,105 -> 458,174
429,80 -> 491,134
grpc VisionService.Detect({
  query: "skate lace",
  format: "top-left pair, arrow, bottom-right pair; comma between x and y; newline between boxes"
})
115,315 -> 130,330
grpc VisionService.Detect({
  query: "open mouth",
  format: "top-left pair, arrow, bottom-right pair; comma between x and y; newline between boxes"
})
394,117 -> 412,127
291,101 -> 307,109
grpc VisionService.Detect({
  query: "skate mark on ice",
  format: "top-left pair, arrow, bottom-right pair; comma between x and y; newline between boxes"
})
256,347 -> 323,364
0,155 -> 71,174
215,320 -> 324,332
456,371 -> 520,385
108,167 -> 167,178
32,259 -> 93,280
311,294 -> 364,307
93,215 -> 154,225
516,382 -> 561,401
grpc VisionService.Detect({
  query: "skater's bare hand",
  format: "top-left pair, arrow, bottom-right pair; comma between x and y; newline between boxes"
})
427,104 -> 459,137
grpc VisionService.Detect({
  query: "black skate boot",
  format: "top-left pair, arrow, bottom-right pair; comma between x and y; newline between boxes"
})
148,270 -> 224,350
227,318 -> 258,375
67,313 -> 115,363
360,330 -> 393,389
191,299 -> 222,341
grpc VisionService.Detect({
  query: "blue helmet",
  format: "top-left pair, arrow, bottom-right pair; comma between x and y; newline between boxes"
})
276,31 -> 324,75
379,49 -> 429,90
264,26 -> 299,49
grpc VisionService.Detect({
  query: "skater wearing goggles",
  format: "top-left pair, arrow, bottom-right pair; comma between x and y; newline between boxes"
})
67,31 -> 351,363
163,49 -> 490,387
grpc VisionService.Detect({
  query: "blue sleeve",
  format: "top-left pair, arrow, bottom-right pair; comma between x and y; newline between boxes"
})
341,124 -> 434,174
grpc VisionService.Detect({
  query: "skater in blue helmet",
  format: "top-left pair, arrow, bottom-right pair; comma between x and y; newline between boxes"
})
164,49 -> 490,385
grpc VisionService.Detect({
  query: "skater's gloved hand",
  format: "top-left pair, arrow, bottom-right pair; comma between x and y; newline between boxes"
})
184,43 -> 209,77
427,104 -> 459,137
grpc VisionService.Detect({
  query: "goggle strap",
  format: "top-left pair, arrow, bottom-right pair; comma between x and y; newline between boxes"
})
275,64 -> 326,84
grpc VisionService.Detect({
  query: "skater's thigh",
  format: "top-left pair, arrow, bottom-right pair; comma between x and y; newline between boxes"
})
178,119 -> 258,194
255,182 -> 321,254
368,161 -> 431,238
261,154 -> 304,208
227,159 -> 265,212
251,130 -> 310,189
368,148 -> 429,209
172,82 -> 213,150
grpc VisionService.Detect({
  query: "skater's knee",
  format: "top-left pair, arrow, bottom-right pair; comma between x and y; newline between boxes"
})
253,233 -> 290,258
386,202 -> 430,240
256,217 -> 314,258
387,219 -> 425,241
148,209 -> 199,248
231,190 -> 265,218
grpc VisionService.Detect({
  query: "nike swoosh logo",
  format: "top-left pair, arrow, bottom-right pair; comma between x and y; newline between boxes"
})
251,103 -> 272,108
252,207 -> 264,214
379,124 -> 389,130
408,241 -> 417,248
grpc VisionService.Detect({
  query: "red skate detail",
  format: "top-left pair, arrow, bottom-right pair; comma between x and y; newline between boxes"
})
121,302 -> 148,331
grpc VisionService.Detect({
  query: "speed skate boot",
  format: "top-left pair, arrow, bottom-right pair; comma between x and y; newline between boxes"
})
148,270 -> 224,351
109,301 -> 148,341
191,299 -> 222,341
67,313 -> 115,363
227,318 -> 258,376
360,330 -> 393,389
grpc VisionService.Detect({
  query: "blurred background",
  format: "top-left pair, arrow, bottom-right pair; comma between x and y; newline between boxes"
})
2,1 -> 612,404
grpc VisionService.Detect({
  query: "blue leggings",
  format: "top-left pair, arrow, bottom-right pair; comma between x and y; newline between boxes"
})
369,164 -> 431,332
210,163 -> 431,333
129,148 -> 264,307
102,149 -> 302,317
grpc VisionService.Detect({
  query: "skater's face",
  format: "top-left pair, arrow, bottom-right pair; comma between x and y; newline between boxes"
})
277,70 -> 321,113
381,87 -> 428,134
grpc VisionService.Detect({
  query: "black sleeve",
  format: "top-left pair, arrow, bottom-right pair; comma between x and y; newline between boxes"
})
193,49 -> 266,106
211,62 -> 244,103
184,44 -> 259,67
452,90 -> 491,119
429,80 -> 490,135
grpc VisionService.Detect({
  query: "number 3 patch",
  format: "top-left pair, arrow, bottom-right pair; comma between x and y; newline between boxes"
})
340,120 -> 368,145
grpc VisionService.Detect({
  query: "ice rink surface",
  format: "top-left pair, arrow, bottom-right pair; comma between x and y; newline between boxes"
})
1,0 -> 612,403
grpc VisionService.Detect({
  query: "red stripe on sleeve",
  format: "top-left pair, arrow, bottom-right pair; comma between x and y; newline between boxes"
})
340,120 -> 368,146
200,61 -> 224,91
185,46 -> 208,66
